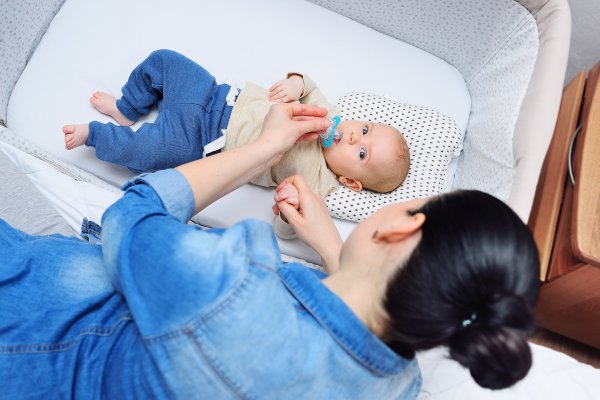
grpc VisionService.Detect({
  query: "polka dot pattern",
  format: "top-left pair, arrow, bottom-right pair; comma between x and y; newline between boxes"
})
326,93 -> 463,222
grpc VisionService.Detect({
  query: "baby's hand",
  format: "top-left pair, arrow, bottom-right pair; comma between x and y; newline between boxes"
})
274,182 -> 300,209
268,75 -> 304,103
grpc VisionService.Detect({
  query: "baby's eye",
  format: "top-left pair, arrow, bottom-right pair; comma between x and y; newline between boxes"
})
359,147 -> 367,160
362,126 -> 369,135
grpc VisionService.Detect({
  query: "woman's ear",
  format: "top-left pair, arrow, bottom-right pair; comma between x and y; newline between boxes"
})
373,213 -> 426,243
339,176 -> 363,192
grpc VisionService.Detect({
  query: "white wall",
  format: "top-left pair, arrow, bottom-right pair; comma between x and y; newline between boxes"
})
565,0 -> 600,84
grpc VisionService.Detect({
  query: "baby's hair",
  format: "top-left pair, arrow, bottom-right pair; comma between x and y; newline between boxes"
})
381,190 -> 540,389
363,127 -> 410,193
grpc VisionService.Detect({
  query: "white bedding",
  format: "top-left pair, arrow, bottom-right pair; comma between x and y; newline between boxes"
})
7,0 -> 470,264
416,345 -> 600,399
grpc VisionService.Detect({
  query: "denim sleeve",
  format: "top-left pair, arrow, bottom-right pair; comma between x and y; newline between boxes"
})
101,169 -> 248,338
119,169 -> 196,222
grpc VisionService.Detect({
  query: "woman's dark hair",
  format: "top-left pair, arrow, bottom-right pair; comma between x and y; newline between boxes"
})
382,190 -> 540,390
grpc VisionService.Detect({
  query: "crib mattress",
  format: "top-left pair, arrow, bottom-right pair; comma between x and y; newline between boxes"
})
7,0 -> 471,263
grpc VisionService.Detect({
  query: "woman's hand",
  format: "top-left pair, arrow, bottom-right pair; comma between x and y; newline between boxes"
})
177,103 -> 328,215
274,182 -> 299,209
274,175 -> 342,274
268,75 -> 304,103
274,183 -> 299,224
258,103 -> 329,168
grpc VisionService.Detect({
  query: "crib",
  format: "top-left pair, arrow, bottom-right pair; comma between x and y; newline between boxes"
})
1,0 -> 599,397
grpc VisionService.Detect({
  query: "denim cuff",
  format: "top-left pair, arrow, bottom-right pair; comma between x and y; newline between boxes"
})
80,217 -> 103,243
115,97 -> 142,122
121,169 -> 195,222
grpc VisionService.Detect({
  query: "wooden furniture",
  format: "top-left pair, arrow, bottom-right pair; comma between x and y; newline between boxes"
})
529,61 -> 600,349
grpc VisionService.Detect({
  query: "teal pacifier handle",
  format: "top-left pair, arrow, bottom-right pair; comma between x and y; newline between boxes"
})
321,116 -> 341,148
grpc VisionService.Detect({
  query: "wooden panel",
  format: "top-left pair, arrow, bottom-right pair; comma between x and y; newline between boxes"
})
572,62 -> 600,267
535,264 -> 600,349
531,328 -> 600,368
528,71 -> 586,281
547,181 -> 581,280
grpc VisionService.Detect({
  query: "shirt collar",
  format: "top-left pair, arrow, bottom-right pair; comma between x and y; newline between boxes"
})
277,262 -> 414,376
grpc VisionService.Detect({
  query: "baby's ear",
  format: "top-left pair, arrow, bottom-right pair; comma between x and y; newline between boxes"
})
338,176 -> 363,192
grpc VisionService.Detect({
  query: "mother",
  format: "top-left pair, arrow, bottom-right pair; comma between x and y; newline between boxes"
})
0,103 -> 539,399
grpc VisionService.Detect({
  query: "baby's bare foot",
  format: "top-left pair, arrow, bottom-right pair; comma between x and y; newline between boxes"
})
63,124 -> 89,150
90,91 -> 134,126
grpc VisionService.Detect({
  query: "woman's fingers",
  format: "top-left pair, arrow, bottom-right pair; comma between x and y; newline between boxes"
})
277,200 -> 301,225
275,176 -> 340,265
294,117 -> 330,137
281,175 -> 311,197
258,103 -> 328,160
288,104 -> 329,136
296,132 -> 321,142
289,103 -> 328,118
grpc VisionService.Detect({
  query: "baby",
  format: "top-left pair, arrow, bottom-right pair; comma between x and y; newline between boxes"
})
63,50 -> 410,236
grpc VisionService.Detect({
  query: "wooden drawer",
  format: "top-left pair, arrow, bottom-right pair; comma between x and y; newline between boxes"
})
529,61 -> 600,349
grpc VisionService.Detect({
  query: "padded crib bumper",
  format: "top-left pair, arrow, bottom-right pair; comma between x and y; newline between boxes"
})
310,0 -> 571,221
0,0 -> 66,124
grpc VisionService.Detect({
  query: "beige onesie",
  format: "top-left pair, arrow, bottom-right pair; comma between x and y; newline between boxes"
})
224,75 -> 339,197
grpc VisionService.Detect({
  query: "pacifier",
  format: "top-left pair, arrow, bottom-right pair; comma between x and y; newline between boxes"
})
320,115 -> 343,148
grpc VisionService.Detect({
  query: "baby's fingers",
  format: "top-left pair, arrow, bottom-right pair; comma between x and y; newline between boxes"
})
275,194 -> 299,208
269,92 -> 289,102
274,184 -> 297,202
268,81 -> 283,92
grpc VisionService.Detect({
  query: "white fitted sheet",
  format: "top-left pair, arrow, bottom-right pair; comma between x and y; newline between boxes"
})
7,0 -> 470,263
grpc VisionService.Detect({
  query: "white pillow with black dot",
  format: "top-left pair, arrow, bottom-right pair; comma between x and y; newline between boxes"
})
326,93 -> 464,222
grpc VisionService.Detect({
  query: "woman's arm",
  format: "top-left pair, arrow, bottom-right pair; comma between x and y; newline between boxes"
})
176,103 -> 329,214
100,103 -> 328,337
275,175 -> 342,274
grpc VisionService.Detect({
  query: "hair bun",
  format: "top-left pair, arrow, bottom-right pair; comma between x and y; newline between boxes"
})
449,325 -> 532,389
479,292 -> 535,333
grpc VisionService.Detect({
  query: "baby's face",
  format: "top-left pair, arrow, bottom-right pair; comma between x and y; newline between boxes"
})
322,120 -> 401,185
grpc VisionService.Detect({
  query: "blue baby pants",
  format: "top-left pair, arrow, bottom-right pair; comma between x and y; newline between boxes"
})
87,49 -> 233,172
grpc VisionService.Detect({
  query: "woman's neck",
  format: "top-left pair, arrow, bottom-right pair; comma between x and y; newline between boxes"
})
322,267 -> 388,337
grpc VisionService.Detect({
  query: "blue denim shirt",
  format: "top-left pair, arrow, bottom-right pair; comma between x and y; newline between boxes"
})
0,169 -> 421,399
